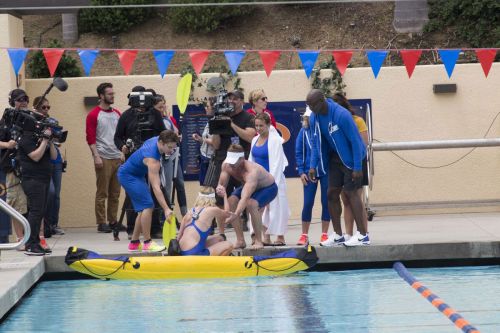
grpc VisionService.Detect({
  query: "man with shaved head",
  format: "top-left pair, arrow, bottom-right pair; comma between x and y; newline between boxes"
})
306,89 -> 369,247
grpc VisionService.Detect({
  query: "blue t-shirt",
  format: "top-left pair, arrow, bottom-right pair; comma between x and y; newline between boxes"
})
120,136 -> 161,177
317,113 -> 338,153
252,139 -> 269,171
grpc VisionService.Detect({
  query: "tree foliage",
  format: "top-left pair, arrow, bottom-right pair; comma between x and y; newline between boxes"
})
27,40 -> 81,79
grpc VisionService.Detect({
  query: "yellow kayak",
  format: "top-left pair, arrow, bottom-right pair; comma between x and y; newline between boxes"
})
65,246 -> 318,280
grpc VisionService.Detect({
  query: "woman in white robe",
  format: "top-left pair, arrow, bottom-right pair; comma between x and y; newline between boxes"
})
249,113 -> 290,245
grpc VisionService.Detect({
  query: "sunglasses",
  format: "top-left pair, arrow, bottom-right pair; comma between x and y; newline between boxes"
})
260,97 -> 268,101
41,105 -> 51,110
16,96 -> 29,103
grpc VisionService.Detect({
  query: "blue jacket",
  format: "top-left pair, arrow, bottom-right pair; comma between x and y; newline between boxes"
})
310,99 -> 366,177
295,127 -> 329,176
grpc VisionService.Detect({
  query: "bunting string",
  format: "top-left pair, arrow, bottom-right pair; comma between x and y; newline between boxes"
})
3,47 -> 498,79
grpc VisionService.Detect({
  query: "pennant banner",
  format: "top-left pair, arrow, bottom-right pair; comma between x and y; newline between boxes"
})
116,50 -> 138,75
78,49 -> 100,76
224,51 -> 245,75
43,49 -> 65,77
189,51 -> 210,75
366,50 -> 388,78
7,48 -> 28,76
332,51 -> 353,76
258,51 -> 281,77
438,49 -> 461,78
153,50 -> 175,78
475,49 -> 497,78
298,51 -> 320,78
400,50 -> 422,78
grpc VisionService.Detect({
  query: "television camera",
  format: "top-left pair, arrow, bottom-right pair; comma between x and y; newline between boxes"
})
208,90 -> 234,136
126,91 -> 156,153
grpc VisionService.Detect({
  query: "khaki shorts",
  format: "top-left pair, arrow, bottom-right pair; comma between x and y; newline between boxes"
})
6,172 -> 27,214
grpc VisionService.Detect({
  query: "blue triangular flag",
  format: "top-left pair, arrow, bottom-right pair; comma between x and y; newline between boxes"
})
153,50 -> 175,78
438,49 -> 461,78
7,48 -> 28,76
366,50 -> 388,78
78,49 -> 100,76
224,51 -> 245,75
298,51 -> 320,78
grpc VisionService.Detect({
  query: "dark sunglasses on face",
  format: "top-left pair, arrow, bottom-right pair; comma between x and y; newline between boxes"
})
260,97 -> 268,101
41,106 -> 51,110
16,96 -> 29,103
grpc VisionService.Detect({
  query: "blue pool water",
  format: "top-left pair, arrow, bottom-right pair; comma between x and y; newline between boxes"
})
2,266 -> 500,333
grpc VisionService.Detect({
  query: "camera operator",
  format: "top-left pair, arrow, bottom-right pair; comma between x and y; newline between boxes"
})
114,86 -> 166,238
0,89 -> 29,245
17,111 -> 58,255
204,90 -> 256,234
34,96 -> 65,238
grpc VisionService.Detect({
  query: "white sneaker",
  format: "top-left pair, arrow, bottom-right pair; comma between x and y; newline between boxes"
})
344,231 -> 370,247
320,233 -> 346,247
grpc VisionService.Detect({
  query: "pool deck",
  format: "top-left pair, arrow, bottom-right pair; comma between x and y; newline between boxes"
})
1,212 -> 500,319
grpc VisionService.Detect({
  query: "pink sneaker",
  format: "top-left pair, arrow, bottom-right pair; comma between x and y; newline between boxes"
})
128,241 -> 141,252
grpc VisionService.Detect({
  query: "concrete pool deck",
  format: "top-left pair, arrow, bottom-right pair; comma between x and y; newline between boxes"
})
1,212 -> 500,320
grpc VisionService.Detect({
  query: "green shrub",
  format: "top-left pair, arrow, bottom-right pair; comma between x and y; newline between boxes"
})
79,0 -> 153,34
425,0 -> 500,48
27,40 -> 81,79
168,0 -> 253,33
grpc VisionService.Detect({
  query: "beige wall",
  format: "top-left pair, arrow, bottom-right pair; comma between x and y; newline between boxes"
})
22,63 -> 500,228
0,14 -> 24,104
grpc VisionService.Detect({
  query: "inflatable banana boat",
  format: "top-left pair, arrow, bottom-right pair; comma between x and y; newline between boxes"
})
65,246 -> 318,280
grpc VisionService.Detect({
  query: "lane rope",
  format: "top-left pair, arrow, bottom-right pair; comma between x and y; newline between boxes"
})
393,262 -> 480,333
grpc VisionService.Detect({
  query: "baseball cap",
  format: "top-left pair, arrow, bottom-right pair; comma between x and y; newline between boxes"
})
227,90 -> 244,100
223,151 -> 245,165
10,89 -> 27,101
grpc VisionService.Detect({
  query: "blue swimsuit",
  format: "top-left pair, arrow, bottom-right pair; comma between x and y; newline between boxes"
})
180,207 -> 213,256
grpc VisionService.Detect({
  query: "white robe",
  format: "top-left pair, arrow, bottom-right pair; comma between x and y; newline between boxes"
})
249,128 -> 290,236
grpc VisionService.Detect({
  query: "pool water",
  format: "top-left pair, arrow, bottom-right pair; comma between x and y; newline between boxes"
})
2,266 -> 500,333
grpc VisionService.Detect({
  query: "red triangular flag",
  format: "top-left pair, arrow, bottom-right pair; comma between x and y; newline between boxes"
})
116,50 -> 138,75
43,49 -> 65,77
258,51 -> 281,77
332,51 -> 353,76
189,51 -> 210,75
475,49 -> 497,78
400,50 -> 422,78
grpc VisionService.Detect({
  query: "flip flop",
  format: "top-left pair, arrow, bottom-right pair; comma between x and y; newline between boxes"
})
273,241 -> 286,246
262,242 -> 273,246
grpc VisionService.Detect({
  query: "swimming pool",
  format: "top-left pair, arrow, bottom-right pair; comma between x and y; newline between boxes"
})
2,266 -> 499,332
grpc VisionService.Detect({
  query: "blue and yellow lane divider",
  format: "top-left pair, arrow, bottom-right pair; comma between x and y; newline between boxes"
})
393,262 -> 480,333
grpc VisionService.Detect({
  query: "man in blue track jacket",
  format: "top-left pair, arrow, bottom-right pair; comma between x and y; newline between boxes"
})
306,89 -> 370,246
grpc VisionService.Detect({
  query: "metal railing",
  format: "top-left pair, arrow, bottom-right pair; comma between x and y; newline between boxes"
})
0,199 -> 30,250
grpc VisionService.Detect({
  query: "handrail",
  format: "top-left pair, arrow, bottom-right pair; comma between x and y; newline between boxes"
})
0,198 -> 30,250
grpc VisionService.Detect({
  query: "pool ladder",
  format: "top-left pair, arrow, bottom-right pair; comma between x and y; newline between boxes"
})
0,198 -> 30,255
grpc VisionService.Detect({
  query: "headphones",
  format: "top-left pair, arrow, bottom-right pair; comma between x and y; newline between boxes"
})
8,89 -> 27,108
8,90 -> 15,107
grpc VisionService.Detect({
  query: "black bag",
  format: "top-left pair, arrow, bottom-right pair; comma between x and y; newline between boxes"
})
167,239 -> 181,256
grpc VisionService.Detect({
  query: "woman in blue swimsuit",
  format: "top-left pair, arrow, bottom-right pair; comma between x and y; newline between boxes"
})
177,186 -> 234,256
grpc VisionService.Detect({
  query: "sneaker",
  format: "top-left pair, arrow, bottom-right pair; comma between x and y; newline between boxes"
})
39,237 -> 52,254
97,224 -> 112,233
51,226 -> 65,235
142,240 -> 166,253
296,234 -> 309,246
128,241 -> 142,252
344,232 -> 370,247
320,233 -> 346,247
320,233 -> 329,243
25,244 -> 46,256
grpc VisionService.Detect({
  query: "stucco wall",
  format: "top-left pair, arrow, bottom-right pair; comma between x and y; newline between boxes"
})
0,15 -> 24,105
22,63 -> 500,228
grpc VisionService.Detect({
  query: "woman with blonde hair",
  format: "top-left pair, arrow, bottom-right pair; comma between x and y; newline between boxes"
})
247,89 -> 277,128
249,112 -> 289,245
177,186 -> 234,256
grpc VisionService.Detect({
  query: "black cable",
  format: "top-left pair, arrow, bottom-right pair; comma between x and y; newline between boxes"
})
77,259 -> 129,278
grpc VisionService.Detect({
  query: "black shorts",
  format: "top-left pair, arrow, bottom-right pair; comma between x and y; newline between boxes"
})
328,152 -> 363,191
